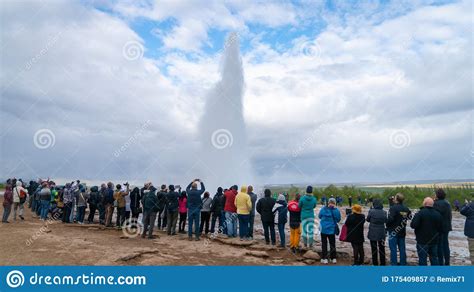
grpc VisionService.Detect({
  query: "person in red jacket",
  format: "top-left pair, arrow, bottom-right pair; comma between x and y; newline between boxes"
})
288,193 -> 302,253
224,185 -> 238,237
2,184 -> 13,223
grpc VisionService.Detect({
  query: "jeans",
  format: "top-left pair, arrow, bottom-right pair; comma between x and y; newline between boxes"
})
2,205 -> 11,222
188,208 -> 201,238
301,217 -> 314,247
40,200 -> 50,220
35,199 -> 41,216
221,211 -> 227,234
351,242 -> 365,265
76,206 -> 86,223
179,212 -> 187,232
370,240 -> 386,265
166,211 -> 178,235
210,211 -> 222,233
262,221 -> 276,245
225,211 -> 237,237
321,233 -> 336,259
388,234 -> 406,265
200,211 -> 211,234
248,213 -> 255,238
62,202 -> 73,223
98,204 -> 105,224
289,226 -> 301,248
277,222 -> 286,247
437,232 -> 450,265
417,243 -> 439,266
142,211 -> 157,238
238,214 -> 250,239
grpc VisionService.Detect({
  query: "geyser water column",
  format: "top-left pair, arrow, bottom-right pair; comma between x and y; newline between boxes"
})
198,33 -> 251,190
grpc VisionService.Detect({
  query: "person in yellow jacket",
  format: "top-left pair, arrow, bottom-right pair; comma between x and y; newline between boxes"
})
234,186 -> 252,240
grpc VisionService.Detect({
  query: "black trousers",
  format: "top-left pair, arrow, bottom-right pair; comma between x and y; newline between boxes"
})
87,204 -> 97,223
157,209 -> 167,229
370,240 -> 386,266
262,221 -> 276,245
321,233 -> 336,260
351,242 -> 365,265
200,211 -> 211,234
179,212 -> 187,232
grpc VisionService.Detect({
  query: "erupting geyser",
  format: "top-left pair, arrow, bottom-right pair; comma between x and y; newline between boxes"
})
198,33 -> 251,190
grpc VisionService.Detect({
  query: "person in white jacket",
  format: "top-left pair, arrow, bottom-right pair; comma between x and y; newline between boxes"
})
12,181 -> 28,221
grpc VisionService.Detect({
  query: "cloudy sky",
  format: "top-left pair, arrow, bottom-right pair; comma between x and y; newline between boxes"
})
0,0 -> 472,186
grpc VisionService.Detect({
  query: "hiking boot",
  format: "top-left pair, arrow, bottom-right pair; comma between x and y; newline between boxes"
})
195,237 -> 200,241
188,237 -> 193,241
20,216 -> 25,220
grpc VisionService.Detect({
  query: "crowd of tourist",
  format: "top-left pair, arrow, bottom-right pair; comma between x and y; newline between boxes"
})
1,177 -> 473,266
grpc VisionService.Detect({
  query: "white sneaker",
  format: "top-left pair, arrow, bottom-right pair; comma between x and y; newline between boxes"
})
332,259 -> 337,264
320,259 -> 328,264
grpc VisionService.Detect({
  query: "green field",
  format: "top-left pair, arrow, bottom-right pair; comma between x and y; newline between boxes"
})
267,184 -> 474,208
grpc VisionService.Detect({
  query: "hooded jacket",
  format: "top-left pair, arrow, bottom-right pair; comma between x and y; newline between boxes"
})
298,194 -> 316,219
460,201 -> 474,238
130,187 -> 141,212
178,195 -> 187,213
272,195 -> 288,224
318,205 -> 341,235
235,187 -> 252,215
224,188 -> 238,213
288,200 -> 301,228
210,190 -> 224,213
256,196 -> 276,223
166,191 -> 180,212
367,200 -> 387,241
12,182 -> 28,203
410,206 -> 442,244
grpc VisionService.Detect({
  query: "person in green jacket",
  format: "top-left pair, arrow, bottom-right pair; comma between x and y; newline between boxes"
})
299,186 -> 317,248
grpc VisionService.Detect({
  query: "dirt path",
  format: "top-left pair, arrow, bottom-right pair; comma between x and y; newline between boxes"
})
0,198 -> 471,266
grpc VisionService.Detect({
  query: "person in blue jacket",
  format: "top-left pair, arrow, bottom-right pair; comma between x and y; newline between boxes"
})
319,197 -> 341,264
299,186 -> 317,248
186,179 -> 205,241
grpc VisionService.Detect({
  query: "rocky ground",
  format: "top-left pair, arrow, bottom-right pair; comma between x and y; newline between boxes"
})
0,198 -> 471,266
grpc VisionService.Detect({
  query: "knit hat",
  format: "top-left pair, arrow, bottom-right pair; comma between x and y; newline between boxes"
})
306,185 -> 313,194
277,194 -> 286,202
352,204 -> 362,214
328,198 -> 336,205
